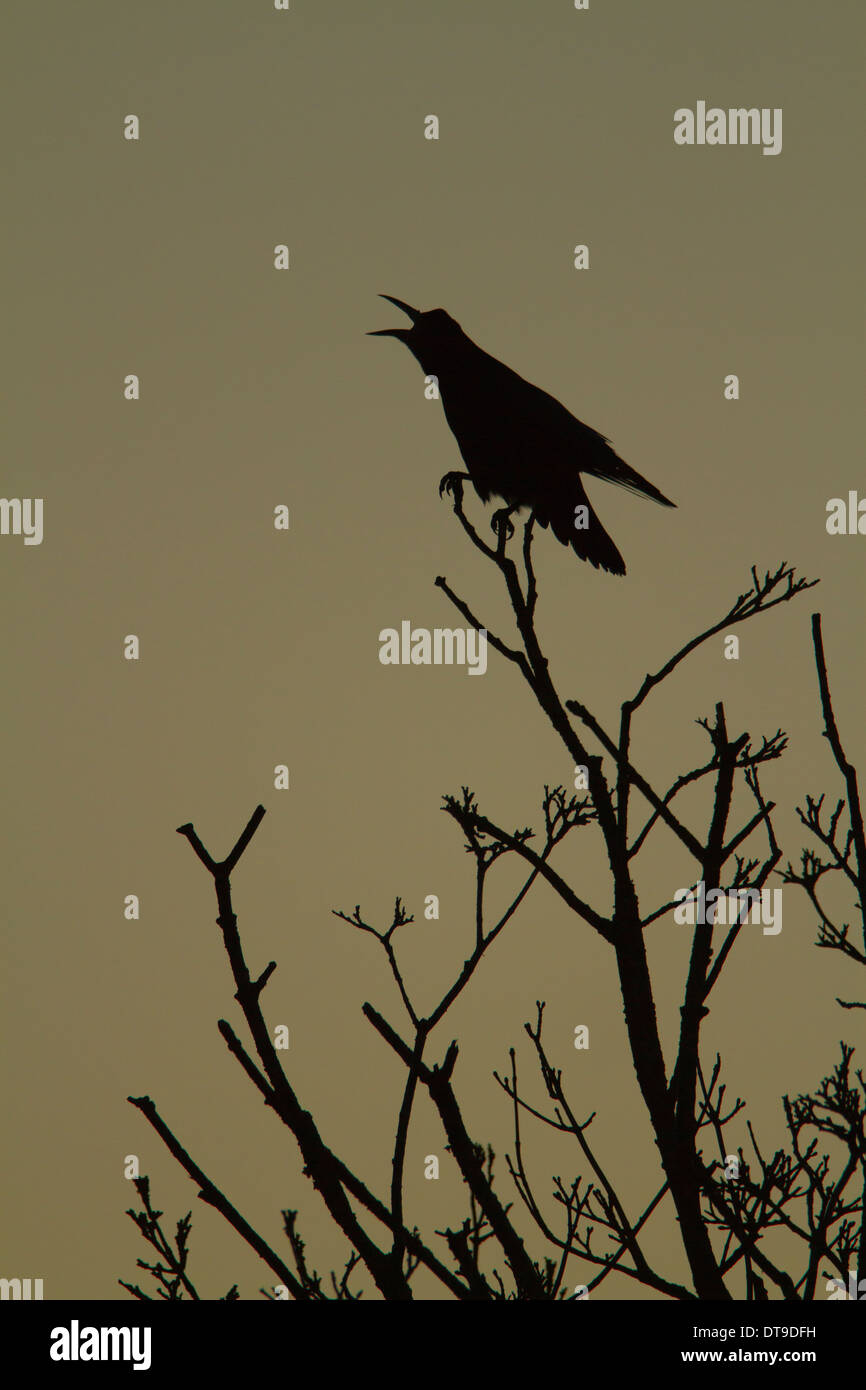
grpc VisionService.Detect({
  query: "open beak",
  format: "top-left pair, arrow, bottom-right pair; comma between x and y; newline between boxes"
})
367,293 -> 420,337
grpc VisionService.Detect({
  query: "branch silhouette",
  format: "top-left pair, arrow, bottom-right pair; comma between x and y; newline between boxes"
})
122,494 -> 864,1301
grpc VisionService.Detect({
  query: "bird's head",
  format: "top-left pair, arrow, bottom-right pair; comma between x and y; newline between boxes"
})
368,295 -> 464,369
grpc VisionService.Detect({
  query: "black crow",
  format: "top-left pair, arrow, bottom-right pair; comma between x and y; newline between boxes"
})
369,295 -> 675,575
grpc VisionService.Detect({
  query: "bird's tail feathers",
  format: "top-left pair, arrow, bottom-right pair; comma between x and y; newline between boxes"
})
536,498 -> 626,576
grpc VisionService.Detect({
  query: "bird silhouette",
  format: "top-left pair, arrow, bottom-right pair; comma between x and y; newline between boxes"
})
369,295 -> 675,575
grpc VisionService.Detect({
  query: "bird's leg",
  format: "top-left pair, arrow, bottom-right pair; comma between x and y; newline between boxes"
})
490,505 -> 518,541
438,470 -> 471,501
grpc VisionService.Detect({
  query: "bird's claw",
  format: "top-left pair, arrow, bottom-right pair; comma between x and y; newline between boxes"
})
491,507 -> 515,540
439,471 -> 466,501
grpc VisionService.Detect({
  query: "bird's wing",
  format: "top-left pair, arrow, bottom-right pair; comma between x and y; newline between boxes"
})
579,444 -> 676,507
469,350 -> 676,508
513,374 -> 676,508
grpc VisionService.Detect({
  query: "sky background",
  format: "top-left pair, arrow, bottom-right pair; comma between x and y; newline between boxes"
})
2,0 -> 864,1300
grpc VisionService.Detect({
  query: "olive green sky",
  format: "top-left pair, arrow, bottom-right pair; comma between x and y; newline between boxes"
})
2,0 -> 863,1300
